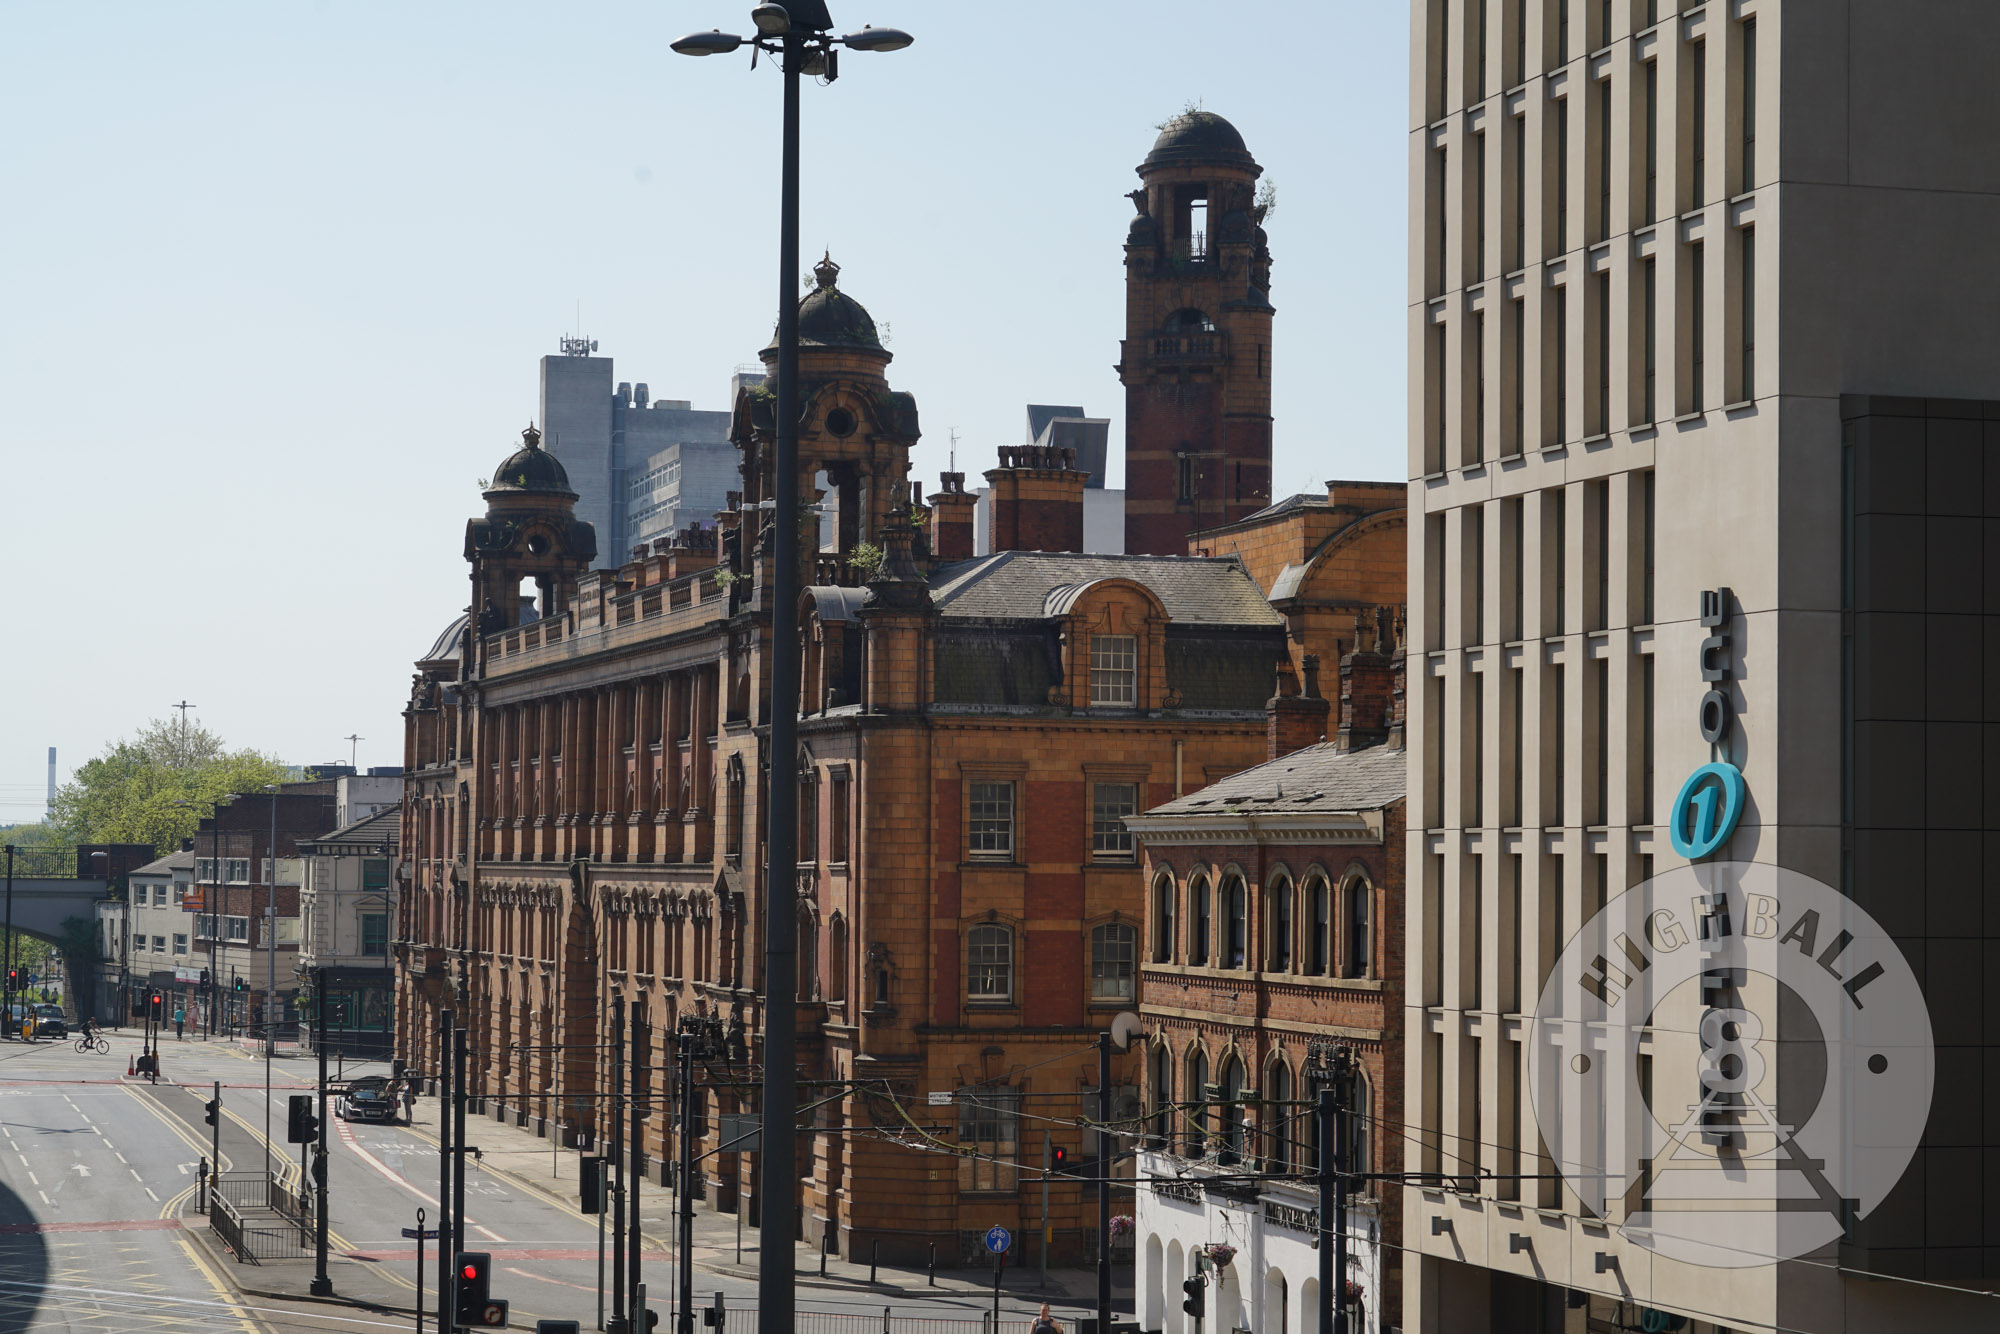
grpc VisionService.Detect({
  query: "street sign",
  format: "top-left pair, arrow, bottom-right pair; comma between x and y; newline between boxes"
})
718,1113 -> 762,1154
927,1091 -> 954,1106
401,1227 -> 442,1239
182,890 -> 204,913
984,1225 -> 1012,1255
175,967 -> 202,983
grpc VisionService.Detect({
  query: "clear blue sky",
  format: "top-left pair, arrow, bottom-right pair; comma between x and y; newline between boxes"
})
0,1 -> 1410,817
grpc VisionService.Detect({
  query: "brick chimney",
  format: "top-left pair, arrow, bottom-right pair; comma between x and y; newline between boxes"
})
1387,605 -> 1408,751
1267,653 -> 1331,760
984,444 -> 1086,554
1337,606 -> 1398,752
928,471 -> 978,561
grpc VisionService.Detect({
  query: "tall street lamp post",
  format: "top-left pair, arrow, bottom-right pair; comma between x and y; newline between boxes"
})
670,8 -> 911,1334
262,784 -> 282,1180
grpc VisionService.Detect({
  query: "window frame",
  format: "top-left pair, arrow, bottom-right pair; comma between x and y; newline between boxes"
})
1089,921 -> 1137,1003
1151,872 -> 1177,964
360,913 -> 389,957
966,923 -> 1015,1004
1221,873 -> 1248,970
1187,874 -> 1212,967
1266,873 -> 1294,972
1089,781 -> 1139,861
956,1084 -> 1022,1194
1304,874 -> 1331,976
1088,634 -> 1138,708
226,915 -> 250,943
1340,873 -> 1374,979
172,933 -> 188,956
967,781 -> 1016,861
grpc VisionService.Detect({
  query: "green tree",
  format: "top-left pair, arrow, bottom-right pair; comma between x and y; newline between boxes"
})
48,718 -> 289,856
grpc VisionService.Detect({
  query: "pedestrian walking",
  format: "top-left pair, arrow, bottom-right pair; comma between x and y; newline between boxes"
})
173,1005 -> 185,1041
1030,1303 -> 1062,1334
402,1080 -> 417,1125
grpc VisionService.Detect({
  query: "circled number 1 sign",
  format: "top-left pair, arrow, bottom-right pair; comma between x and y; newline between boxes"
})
984,1226 -> 1011,1255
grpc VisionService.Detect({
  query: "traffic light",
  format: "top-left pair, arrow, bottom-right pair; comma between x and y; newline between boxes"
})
1182,1275 -> 1206,1319
702,1293 -> 726,1328
200,969 -> 211,986
1051,1145 -> 1070,1175
149,992 -> 164,1021
536,1324 -> 582,1334
286,1094 -> 318,1144
579,1156 -> 605,1215
454,1252 -> 492,1326
234,977 -> 248,993
204,1097 -> 219,1128
640,1310 -> 658,1332
5,969 -> 17,992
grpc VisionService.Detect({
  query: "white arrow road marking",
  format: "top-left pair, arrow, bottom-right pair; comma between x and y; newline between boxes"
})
70,1164 -> 89,1178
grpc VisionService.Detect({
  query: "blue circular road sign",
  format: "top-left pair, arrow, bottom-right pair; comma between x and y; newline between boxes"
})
984,1226 -> 1012,1254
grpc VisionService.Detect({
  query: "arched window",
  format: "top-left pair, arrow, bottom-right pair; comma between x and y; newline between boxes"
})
1265,1059 -> 1292,1172
796,907 -> 818,1002
1266,874 -> 1293,972
1304,875 -> 1331,976
967,925 -> 1013,1003
724,757 -> 745,860
1341,874 -> 1373,978
1187,875 -> 1211,966
1149,1044 -> 1173,1148
1167,307 -> 1216,333
1184,1048 -> 1209,1154
828,915 -> 848,1002
1151,873 -> 1176,964
1217,1054 -> 1246,1164
1221,874 -> 1247,969
1090,922 -> 1137,1002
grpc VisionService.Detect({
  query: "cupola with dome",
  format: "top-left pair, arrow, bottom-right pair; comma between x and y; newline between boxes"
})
464,423 -> 598,649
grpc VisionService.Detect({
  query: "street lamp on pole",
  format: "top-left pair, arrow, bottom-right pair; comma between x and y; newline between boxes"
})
173,797 -> 229,1038
671,9 -> 911,1334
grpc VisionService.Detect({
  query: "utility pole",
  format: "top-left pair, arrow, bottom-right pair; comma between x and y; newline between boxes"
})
311,970 -> 332,1295
610,997 -> 626,1334
439,1008 -> 455,1334
1096,1031 -> 1112,1334
344,734 -> 364,769
4,845 -> 13,1039
676,1030 -> 695,1334
1039,1132 -> 1050,1290
1317,1085 -> 1335,1334
629,1003 -> 644,1333
453,1022 -> 468,1290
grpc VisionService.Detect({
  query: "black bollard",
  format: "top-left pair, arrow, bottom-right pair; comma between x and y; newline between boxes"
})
871,1240 -> 879,1285
928,1242 -> 936,1286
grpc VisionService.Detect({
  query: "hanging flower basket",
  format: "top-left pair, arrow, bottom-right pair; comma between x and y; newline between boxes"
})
1108,1214 -> 1134,1241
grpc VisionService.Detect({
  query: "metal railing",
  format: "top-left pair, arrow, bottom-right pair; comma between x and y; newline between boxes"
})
715,1310 -> 1005,1334
208,1171 -> 313,1262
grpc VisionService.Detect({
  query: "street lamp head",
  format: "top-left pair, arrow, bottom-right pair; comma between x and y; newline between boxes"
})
671,29 -> 746,56
750,3 -> 791,35
841,25 -> 913,52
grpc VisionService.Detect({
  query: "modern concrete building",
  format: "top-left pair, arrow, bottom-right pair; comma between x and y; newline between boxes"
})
538,341 -> 732,563
1406,3 -> 2000,1331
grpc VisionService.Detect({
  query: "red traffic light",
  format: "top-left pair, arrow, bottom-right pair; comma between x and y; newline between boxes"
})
462,1264 -> 479,1280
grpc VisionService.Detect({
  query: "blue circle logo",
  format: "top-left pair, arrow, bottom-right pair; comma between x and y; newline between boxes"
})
1668,761 -> 1746,859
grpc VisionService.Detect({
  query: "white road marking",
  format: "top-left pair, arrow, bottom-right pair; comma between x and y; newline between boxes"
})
36,1191 -> 49,1205
178,1162 -> 190,1174
474,1224 -> 507,1242
144,1186 -> 159,1201
25,1173 -> 36,1187
70,1164 -> 90,1178
114,1151 -> 126,1163
129,1168 -> 143,1182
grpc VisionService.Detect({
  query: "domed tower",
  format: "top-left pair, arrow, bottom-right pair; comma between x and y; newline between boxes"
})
730,255 -> 920,585
1119,110 -> 1274,556
465,424 -> 599,657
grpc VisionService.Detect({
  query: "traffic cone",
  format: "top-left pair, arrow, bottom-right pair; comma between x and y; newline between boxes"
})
127,1054 -> 135,1077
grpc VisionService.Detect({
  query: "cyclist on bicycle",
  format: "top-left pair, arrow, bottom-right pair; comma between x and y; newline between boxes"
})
79,1016 -> 98,1045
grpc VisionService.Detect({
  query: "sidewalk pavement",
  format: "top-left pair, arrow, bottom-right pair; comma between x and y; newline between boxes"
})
185,1087 -> 1131,1326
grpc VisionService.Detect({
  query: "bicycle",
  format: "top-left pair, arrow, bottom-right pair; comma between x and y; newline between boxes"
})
74,1034 -> 109,1055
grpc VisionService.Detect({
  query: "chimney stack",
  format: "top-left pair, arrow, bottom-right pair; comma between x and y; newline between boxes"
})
984,444 -> 1086,554
929,471 -> 977,561
1337,606 -> 1400,752
1266,653 -> 1330,761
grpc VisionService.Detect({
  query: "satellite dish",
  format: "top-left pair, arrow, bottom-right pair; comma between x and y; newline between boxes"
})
1110,1011 -> 1144,1052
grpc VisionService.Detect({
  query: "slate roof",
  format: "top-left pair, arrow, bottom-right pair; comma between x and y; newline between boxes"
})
132,849 -> 196,877
1136,741 -> 1407,819
927,551 -> 1283,628
303,807 -> 402,853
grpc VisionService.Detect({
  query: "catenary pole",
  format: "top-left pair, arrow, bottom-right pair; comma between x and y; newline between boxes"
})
758,24 -> 805,1334
311,969 -> 332,1295
1318,1086 -> 1336,1334
1097,1032 -> 1112,1334
611,995 -> 626,1334
629,1003 -> 644,1331
439,1009 -> 455,1334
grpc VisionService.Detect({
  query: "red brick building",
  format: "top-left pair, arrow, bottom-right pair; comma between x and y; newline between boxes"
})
1121,111 -> 1276,556
1127,614 -> 1408,1334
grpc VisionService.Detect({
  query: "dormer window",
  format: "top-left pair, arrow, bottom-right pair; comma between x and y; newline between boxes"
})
1089,634 -> 1138,707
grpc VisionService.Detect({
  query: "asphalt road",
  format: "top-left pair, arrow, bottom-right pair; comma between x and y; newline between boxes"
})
0,1028 -> 1118,1333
